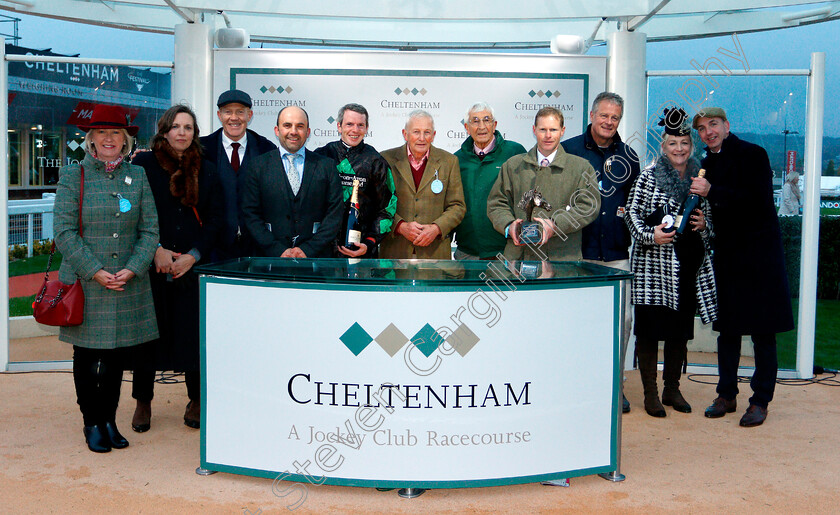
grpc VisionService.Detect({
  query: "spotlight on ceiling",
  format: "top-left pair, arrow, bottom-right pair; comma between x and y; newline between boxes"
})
215,10 -> 250,48
550,35 -> 587,55
550,18 -> 606,55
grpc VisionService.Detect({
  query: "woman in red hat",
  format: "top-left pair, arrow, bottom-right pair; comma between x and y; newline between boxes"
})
130,104 -> 224,431
53,104 -> 160,453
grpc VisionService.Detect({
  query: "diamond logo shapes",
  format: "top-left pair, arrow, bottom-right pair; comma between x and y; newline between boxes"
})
375,323 -> 409,357
340,322 -> 373,356
341,322 -> 479,359
67,140 -> 81,151
447,323 -> 480,357
527,88 -> 561,98
327,116 -> 335,124
411,324 -> 444,358
259,85 -> 292,94
394,86 -> 427,96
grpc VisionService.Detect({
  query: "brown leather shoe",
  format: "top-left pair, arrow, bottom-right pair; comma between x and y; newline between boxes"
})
739,404 -> 768,427
132,400 -> 151,433
184,400 -> 200,429
704,396 -> 736,418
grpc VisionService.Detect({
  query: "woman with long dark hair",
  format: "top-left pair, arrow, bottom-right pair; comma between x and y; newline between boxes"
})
131,104 -> 224,431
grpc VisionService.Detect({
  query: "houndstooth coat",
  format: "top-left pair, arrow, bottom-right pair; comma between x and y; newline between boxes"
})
54,154 -> 160,349
625,158 -> 718,324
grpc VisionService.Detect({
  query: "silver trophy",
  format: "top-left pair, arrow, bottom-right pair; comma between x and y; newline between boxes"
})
517,187 -> 553,245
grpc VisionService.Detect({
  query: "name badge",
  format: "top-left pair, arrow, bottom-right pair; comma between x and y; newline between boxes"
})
124,176 -> 132,185
116,193 -> 131,213
430,170 -> 443,194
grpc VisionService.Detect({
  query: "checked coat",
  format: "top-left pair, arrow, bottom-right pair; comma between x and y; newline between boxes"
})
625,160 -> 718,324
54,154 -> 160,349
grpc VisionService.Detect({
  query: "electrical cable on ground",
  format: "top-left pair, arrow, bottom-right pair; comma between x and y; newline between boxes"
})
687,371 -> 839,387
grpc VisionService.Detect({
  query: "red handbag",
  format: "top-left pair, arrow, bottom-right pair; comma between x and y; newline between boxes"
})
32,165 -> 86,327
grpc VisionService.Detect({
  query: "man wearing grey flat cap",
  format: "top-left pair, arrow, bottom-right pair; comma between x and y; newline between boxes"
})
201,89 -> 277,259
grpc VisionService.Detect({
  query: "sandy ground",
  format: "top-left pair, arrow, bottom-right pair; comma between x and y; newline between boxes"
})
2,350 -> 839,514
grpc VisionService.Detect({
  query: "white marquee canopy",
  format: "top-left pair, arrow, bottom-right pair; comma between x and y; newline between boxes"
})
0,1 -> 829,381
0,0 -> 838,49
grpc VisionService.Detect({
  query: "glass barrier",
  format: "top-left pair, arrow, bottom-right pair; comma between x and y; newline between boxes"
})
196,257 -> 632,286
7,52 -> 172,364
646,74 -> 808,371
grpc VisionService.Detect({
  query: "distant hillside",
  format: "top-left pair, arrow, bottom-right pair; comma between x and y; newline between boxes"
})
738,133 -> 840,175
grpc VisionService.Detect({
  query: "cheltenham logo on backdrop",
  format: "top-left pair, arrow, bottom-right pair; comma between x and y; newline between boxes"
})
260,84 -> 294,94
394,87 -> 428,96
528,89 -> 562,98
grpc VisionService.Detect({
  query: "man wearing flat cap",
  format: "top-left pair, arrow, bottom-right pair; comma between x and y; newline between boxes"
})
200,89 -> 277,259
691,107 -> 793,427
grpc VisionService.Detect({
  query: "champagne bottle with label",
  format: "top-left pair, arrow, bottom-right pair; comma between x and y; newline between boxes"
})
675,168 -> 706,234
343,179 -> 362,250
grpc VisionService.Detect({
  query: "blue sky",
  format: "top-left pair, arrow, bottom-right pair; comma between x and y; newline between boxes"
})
7,13 -> 838,136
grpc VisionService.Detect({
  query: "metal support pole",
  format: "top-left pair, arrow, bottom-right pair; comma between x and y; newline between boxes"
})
599,283 -> 626,483
1,42 -> 9,372
26,213 -> 33,257
797,52 -> 824,380
607,28 -> 647,166
173,22 -> 214,133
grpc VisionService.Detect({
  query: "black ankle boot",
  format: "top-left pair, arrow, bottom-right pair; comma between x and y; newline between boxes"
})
103,421 -> 129,449
83,425 -> 112,453
184,400 -> 200,429
132,400 -> 151,433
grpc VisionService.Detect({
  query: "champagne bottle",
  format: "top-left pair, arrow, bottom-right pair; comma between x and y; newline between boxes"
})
675,168 -> 706,234
343,179 -> 362,250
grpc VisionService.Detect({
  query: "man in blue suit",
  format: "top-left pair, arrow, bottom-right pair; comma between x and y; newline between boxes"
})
200,89 -> 277,259
241,106 -> 343,258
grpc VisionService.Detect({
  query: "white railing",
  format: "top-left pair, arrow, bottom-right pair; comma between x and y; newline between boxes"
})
8,194 -> 54,257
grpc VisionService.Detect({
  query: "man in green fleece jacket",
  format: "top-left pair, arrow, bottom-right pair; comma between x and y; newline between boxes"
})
453,102 -> 526,260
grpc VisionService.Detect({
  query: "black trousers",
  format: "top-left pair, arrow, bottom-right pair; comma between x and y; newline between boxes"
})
72,345 -> 131,427
716,332 -> 778,409
132,368 -> 200,403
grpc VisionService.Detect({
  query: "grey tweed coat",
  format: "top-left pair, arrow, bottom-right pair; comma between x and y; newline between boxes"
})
54,154 -> 160,349
625,159 -> 718,324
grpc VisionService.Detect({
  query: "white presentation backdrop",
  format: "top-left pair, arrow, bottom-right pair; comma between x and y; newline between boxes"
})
201,278 -> 619,487
213,49 -> 607,155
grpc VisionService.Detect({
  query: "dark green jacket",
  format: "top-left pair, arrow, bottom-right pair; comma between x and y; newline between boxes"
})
453,131 -> 526,258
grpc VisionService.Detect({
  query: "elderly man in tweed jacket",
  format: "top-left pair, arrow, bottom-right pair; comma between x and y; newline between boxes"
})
380,110 -> 465,259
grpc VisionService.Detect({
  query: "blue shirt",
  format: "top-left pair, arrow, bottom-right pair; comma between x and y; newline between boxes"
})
281,148 -> 306,181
